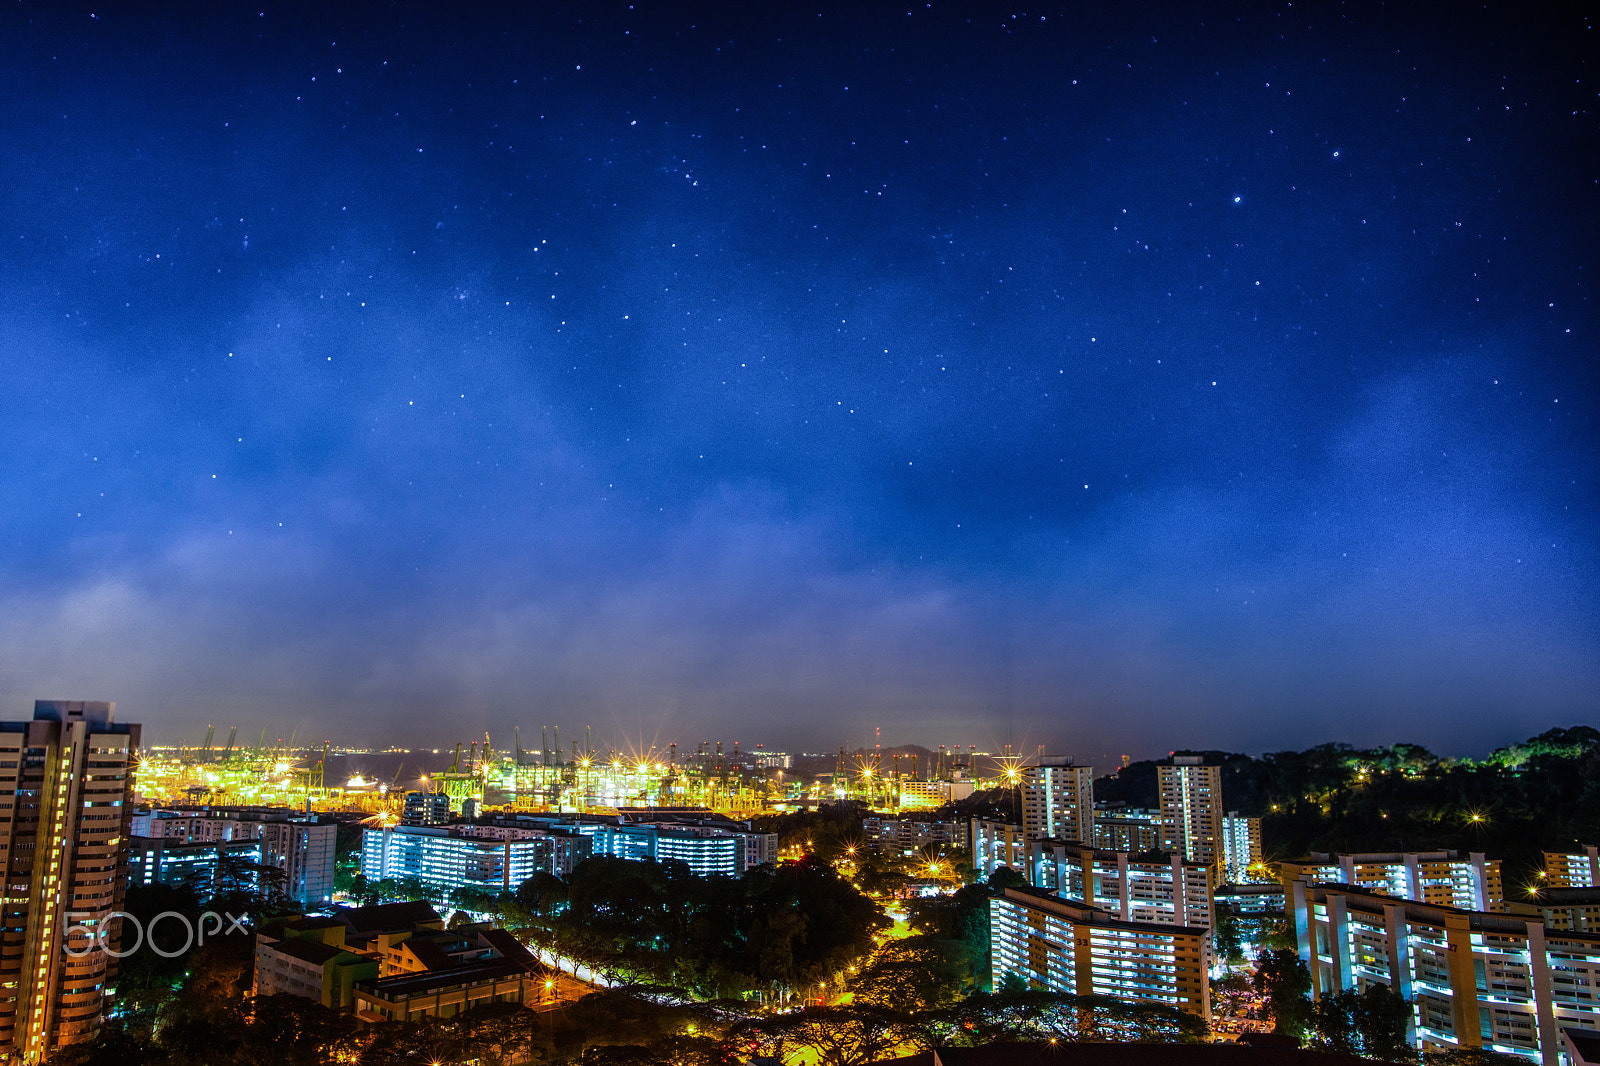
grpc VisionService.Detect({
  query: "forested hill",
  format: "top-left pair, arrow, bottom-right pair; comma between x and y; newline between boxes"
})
1093,727 -> 1600,889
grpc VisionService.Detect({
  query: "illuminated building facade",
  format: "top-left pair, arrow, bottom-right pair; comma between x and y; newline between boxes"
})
1281,851 -> 1505,913
971,819 -> 1028,880
1158,756 -> 1224,870
584,822 -> 776,877
402,791 -> 452,826
262,820 -> 339,905
860,816 -> 956,856
1093,807 -> 1165,853
1545,846 -> 1600,889
1535,888 -> 1600,934
1291,882 -> 1600,1064
1029,839 -> 1213,929
1021,758 -> 1093,845
990,886 -> 1210,1021
127,836 -> 262,890
0,700 -> 138,1064
897,777 -> 975,808
1220,811 -> 1263,883
131,807 -> 336,905
361,825 -> 590,891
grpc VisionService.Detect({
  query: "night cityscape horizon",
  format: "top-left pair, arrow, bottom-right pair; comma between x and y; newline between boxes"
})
1,3 -> 1596,1059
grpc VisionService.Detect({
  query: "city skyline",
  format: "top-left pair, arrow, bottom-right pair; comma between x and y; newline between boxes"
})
2,2 -> 1594,755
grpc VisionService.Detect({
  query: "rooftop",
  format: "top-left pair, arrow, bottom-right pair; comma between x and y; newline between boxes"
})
338,900 -> 443,933
271,937 -> 346,967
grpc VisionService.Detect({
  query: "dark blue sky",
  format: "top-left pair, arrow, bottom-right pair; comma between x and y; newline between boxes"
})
2,2 -> 1594,760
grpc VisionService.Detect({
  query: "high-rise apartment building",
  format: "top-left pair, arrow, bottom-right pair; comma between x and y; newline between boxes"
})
1029,839 -> 1214,929
859,816 -> 956,856
261,821 -> 338,905
1021,758 -> 1094,845
1157,756 -> 1224,870
1536,888 -> 1600,934
991,887 -> 1210,1022
1290,882 -> 1600,1063
1093,806 -> 1165,853
132,807 -> 337,906
971,819 -> 1028,881
1545,846 -> 1600,889
1220,812 -> 1263,884
1281,851 -> 1505,913
0,701 -> 139,1063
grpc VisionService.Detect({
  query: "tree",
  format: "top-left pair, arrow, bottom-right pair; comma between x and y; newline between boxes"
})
112,882 -> 204,1027
849,936 -> 971,1010
1253,948 -> 1312,1040
906,883 -> 992,987
1309,982 -> 1409,1059
516,870 -> 570,916
1310,989 -> 1361,1055
560,986 -> 747,1061
734,1004 -> 922,1066
993,971 -> 1029,997
435,1001 -> 550,1066
1351,982 -> 1412,1060
747,856 -> 884,991
1213,903 -> 1245,964
986,867 -> 1026,891
449,884 -> 503,919
50,1022 -> 161,1066
578,1035 -> 724,1065
932,989 -> 1208,1046
238,995 -> 366,1066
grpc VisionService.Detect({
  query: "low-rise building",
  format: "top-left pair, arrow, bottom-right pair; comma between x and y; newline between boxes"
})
361,825 -> 591,892
1280,851 -> 1504,913
1290,882 -> 1600,1064
353,927 -> 552,1022
899,777 -> 975,807
253,901 -> 554,1020
990,886 -> 1210,1022
254,921 -> 378,1009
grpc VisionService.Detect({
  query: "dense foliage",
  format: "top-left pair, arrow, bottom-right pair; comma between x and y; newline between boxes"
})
1097,727 -> 1600,885
499,853 -> 886,1000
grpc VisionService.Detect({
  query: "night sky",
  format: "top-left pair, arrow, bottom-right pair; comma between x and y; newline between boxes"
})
2,2 -> 1595,760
